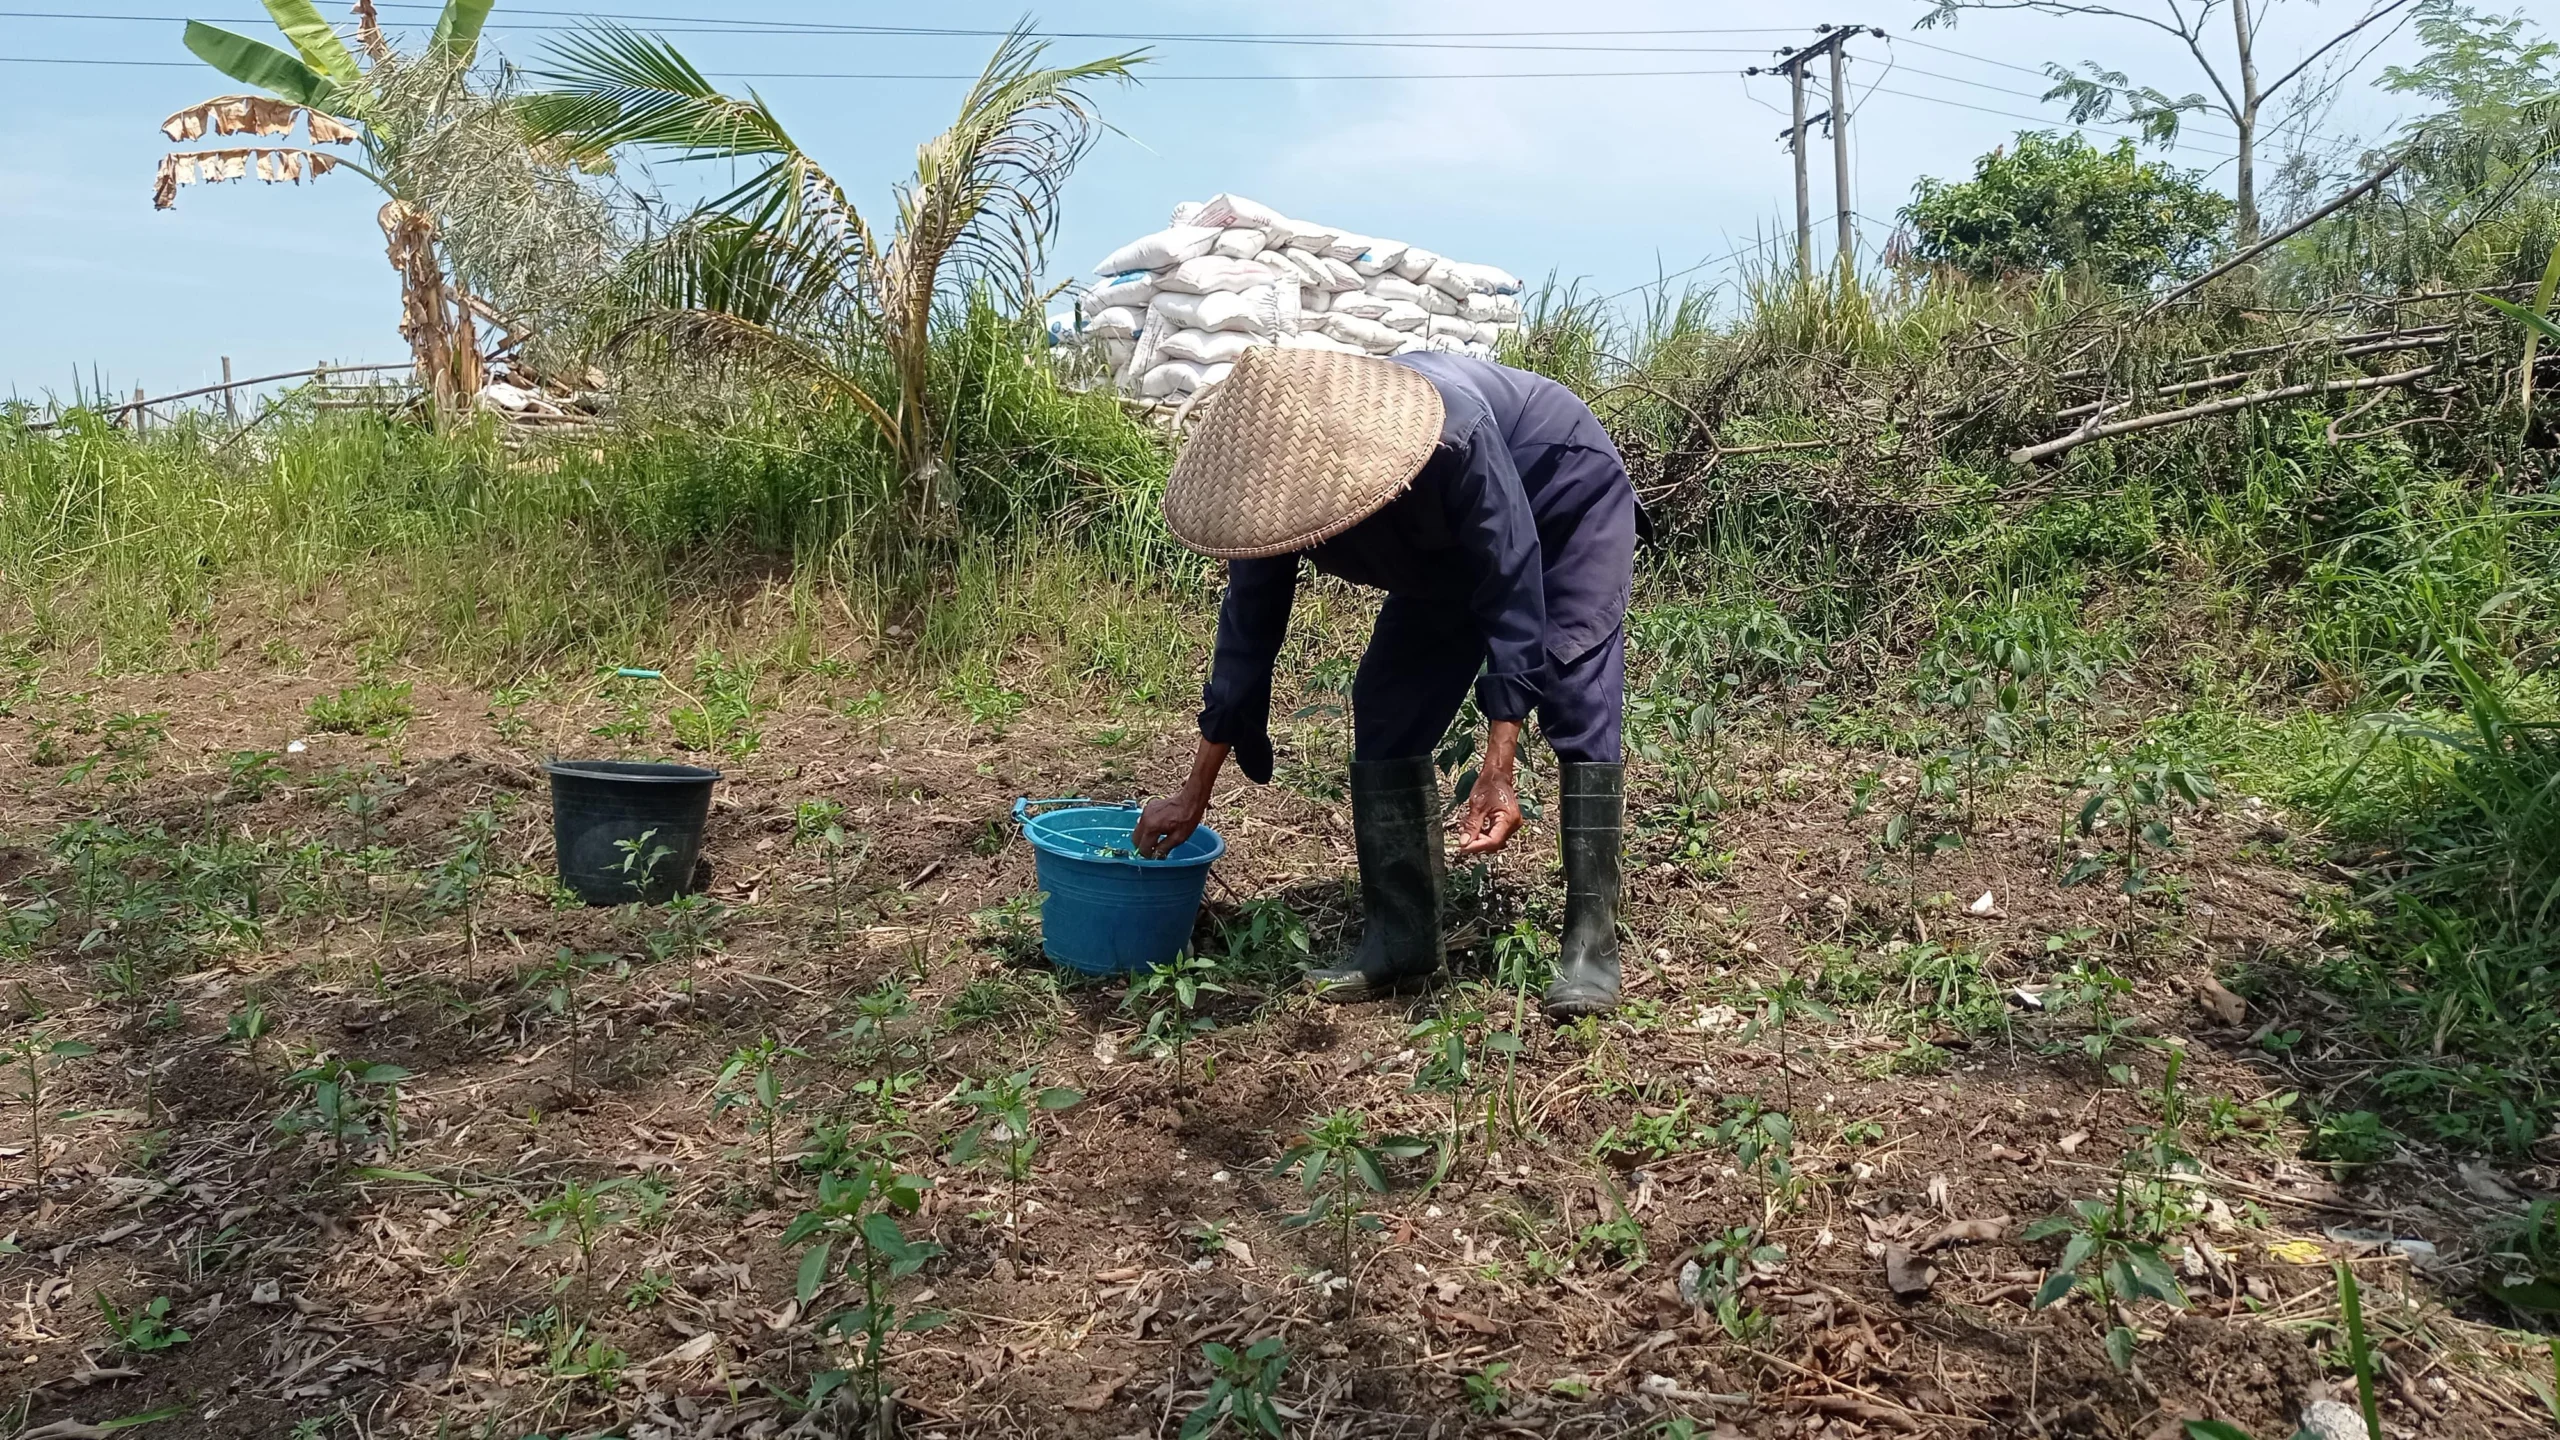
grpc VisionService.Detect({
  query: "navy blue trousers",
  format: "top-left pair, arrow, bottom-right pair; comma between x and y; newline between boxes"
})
1351,595 -> 1625,765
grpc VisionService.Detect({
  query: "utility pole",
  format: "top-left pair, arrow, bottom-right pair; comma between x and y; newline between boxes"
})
1788,62 -> 1812,279
1829,41 -> 1854,273
1747,25 -> 1886,280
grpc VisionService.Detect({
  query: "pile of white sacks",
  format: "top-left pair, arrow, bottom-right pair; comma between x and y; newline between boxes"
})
1073,193 -> 1525,402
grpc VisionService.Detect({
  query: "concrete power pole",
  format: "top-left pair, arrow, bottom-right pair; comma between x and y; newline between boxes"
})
1830,41 -> 1854,273
1788,62 -> 1812,279
1749,26 -> 1885,281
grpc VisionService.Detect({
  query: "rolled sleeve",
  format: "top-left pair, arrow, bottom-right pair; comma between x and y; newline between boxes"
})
1439,419 -> 1547,722
1197,555 -> 1299,783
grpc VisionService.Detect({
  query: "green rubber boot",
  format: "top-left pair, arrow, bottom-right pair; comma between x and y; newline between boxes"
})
1306,756 -> 1445,1003
1541,762 -> 1624,1019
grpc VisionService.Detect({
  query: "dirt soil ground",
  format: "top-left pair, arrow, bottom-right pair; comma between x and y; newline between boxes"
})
2,647 -> 2554,1440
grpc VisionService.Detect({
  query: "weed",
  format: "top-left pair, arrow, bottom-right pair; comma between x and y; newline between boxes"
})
1580,1214 -> 1647,1269
1181,1335 -> 1289,1439
306,682 -> 414,737
1684,1224 -> 1784,1338
222,748 -> 289,802
644,891 -> 724,963
670,651 -> 765,756
969,893 -> 1046,966
96,1293 -> 190,1353
1212,897 -> 1312,988
2308,1107 -> 2394,1172
1462,1360 -> 1513,1416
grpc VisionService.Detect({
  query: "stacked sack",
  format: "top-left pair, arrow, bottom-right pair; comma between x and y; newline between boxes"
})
1074,193 -> 1525,403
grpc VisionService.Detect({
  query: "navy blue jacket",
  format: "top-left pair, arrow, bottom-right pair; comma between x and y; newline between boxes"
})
1198,353 -> 1636,782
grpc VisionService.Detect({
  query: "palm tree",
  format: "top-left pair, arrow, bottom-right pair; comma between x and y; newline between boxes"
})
522,23 -> 1143,534
154,0 -> 505,416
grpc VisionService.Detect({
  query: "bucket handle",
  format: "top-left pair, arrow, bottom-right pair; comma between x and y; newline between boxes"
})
1012,796 -> 1096,828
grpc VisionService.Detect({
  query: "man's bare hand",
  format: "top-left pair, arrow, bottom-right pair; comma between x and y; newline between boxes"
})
1134,738 -> 1234,858
1455,718 -> 1528,856
1456,767 -> 1523,854
1134,790 -> 1206,859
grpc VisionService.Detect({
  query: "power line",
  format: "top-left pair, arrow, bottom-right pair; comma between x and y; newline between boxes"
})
0,55 -> 1807,80
0,9 -> 1797,51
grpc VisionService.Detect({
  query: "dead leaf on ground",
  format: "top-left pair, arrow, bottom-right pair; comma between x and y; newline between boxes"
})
1883,1244 -> 1936,1300
2197,977 -> 2248,1026
1061,1368 -> 1133,1411
1920,1217 -> 2008,1251
2057,1130 -> 2090,1154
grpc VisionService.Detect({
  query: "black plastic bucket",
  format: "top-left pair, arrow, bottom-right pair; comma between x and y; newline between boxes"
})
543,760 -> 720,905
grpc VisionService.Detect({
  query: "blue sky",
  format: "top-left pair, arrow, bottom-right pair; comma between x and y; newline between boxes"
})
1,1 -> 2448,401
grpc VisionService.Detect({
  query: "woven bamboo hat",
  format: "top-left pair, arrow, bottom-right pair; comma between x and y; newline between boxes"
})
1162,346 -> 1445,559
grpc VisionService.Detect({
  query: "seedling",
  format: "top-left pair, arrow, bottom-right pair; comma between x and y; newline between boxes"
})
428,805 -> 500,979
1739,972 -> 1836,1111
1180,1335 -> 1289,1439
1408,1002 -> 1485,1183
782,1161 -> 945,1434
11,1030 -> 96,1186
792,799 -> 871,972
2066,744 -> 2215,894
950,1068 -> 1083,1234
1125,952 -> 1226,1090
1274,1109 -> 1428,1311
613,828 -> 675,899
278,1056 -> 414,1167
521,948 -> 625,1094
712,1035 -> 806,1184
523,1176 -> 666,1313
2024,1182 -> 2188,1372
96,1293 -> 190,1353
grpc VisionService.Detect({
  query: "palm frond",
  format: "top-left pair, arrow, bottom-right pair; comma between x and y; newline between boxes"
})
878,28 -> 1146,330
524,23 -> 796,164
604,308 -> 898,442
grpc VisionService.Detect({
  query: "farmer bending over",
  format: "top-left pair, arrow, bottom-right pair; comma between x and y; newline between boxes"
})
1133,346 -> 1638,1019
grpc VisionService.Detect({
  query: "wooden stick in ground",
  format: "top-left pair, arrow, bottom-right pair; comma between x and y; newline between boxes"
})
2011,362 -> 2445,464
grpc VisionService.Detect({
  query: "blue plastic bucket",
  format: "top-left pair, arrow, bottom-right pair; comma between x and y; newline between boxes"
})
1013,798 -> 1223,974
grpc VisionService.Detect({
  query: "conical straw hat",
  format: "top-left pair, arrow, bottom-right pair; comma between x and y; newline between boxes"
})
1162,346 -> 1445,559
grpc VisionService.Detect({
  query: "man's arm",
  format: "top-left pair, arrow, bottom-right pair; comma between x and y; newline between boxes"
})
1441,418 -> 1544,857
1195,555 -> 1300,784
1136,555 -> 1297,858
1135,738 -> 1230,858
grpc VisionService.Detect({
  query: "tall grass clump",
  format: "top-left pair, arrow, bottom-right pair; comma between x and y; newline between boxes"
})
0,303 -> 1171,678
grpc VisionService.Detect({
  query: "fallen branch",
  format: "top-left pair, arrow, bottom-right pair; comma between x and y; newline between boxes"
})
2011,362 -> 2445,465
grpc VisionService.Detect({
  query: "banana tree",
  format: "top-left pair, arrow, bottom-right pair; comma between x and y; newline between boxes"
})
154,0 -> 498,416
522,23 -> 1141,534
